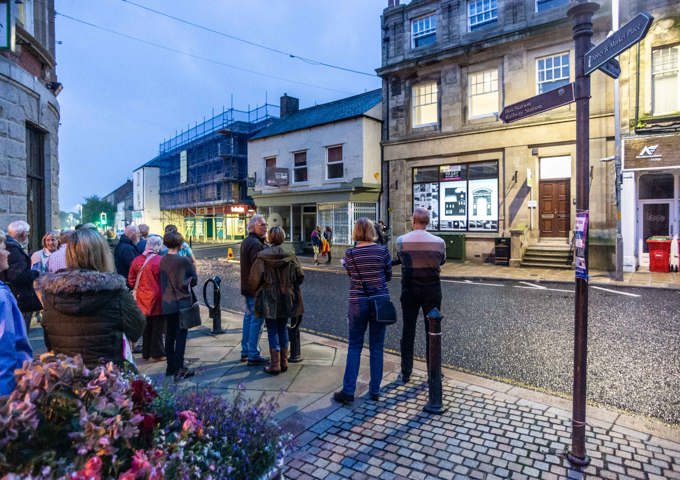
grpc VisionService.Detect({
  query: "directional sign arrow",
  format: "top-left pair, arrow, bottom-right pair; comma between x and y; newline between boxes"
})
598,58 -> 621,79
500,83 -> 574,124
585,12 -> 653,75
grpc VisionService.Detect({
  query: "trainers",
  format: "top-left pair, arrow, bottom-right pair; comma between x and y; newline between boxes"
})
399,373 -> 410,384
240,355 -> 248,363
247,356 -> 268,366
333,391 -> 354,405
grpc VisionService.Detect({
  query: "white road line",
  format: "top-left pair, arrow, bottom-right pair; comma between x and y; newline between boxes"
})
591,286 -> 640,297
518,281 -> 547,289
443,279 -> 505,287
513,285 -> 574,293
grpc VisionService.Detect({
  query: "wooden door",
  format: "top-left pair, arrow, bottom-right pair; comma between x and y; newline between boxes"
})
539,179 -> 570,237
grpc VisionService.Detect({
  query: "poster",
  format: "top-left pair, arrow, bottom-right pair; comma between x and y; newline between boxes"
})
413,182 -> 439,229
574,211 -> 589,280
467,178 -> 498,231
439,181 -> 466,230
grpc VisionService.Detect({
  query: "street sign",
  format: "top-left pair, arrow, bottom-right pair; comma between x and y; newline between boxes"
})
598,58 -> 621,79
585,12 -> 653,75
500,83 -> 574,123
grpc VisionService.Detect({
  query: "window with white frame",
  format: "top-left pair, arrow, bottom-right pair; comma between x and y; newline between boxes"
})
468,69 -> 499,118
412,14 -> 437,48
537,52 -> 570,94
293,151 -> 308,183
536,0 -> 568,12
468,0 -> 497,31
412,81 -> 438,128
652,45 -> 680,115
326,145 -> 343,180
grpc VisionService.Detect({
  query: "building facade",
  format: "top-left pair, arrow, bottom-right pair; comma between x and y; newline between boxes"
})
379,0 -> 621,268
141,103 -> 277,241
619,1 -> 680,271
103,180 -> 133,232
1,0 -> 60,252
248,91 -> 383,252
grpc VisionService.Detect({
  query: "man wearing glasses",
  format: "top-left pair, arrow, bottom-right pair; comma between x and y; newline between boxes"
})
239,214 -> 268,365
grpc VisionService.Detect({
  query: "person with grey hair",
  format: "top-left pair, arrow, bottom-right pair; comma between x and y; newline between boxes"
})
114,224 -> 140,287
136,224 -> 150,254
0,221 -> 42,332
128,234 -> 165,360
239,214 -> 268,365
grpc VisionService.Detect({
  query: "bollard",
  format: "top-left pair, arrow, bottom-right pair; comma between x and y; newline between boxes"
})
203,276 -> 225,335
423,308 -> 446,414
287,315 -> 303,363
227,247 -> 234,260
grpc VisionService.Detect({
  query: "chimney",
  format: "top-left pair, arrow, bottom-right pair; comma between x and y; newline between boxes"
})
280,94 -> 299,118
388,0 -> 399,7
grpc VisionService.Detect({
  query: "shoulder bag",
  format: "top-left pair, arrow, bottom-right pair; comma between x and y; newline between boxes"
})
131,254 -> 154,300
178,279 -> 202,330
348,248 -> 397,325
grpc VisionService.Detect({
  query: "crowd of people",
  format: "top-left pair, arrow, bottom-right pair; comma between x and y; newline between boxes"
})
1,208 -> 444,405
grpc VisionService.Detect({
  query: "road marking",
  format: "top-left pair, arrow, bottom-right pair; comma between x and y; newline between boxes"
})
591,286 -> 640,297
444,279 -> 505,287
514,284 -> 574,293
518,281 -> 547,289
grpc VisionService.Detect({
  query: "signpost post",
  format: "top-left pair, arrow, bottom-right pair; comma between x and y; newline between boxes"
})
500,1 -> 653,470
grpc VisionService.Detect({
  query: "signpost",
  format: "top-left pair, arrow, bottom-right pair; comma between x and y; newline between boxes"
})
500,1 -> 653,470
584,12 -> 653,75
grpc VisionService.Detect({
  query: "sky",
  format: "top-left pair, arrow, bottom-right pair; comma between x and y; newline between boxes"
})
55,0 -> 385,211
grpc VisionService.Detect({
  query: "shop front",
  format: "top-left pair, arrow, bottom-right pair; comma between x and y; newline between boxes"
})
621,134 -> 680,271
180,204 -> 254,243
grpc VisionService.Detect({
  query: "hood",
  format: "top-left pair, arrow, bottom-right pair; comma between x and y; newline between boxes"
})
39,269 -> 128,315
259,246 -> 296,267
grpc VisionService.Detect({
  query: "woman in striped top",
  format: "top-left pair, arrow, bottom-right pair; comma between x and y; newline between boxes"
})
334,218 -> 392,404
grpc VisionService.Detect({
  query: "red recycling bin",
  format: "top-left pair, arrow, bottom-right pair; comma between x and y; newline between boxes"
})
646,238 -> 671,273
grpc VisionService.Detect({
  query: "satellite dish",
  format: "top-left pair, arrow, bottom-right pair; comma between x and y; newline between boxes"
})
268,213 -> 283,228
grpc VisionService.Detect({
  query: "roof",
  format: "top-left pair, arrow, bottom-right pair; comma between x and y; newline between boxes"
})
250,89 -> 382,140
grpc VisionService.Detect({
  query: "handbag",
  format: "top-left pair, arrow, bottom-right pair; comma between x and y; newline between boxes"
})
178,281 -> 202,330
348,248 -> 397,325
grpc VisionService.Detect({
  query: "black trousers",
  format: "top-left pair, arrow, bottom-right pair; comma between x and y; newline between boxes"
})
165,313 -> 188,376
142,314 -> 166,359
400,285 -> 442,378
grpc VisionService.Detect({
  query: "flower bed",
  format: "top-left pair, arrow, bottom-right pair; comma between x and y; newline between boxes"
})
0,353 -> 292,479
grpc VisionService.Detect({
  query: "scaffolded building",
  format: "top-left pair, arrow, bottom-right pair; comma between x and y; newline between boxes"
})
150,103 -> 278,242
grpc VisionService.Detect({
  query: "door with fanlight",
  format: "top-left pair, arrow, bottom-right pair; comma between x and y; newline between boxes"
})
539,156 -> 571,239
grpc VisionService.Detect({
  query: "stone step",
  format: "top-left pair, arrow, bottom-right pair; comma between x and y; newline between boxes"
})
523,251 -> 571,259
520,261 -> 573,269
526,244 -> 571,252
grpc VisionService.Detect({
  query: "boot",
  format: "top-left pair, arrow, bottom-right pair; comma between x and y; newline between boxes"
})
264,348 -> 281,375
280,347 -> 289,373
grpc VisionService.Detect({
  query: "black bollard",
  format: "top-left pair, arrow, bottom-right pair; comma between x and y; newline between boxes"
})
203,276 -> 225,335
287,315 -> 303,363
423,308 -> 446,414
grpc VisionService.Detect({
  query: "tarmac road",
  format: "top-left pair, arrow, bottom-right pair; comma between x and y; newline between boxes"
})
195,257 -> 680,425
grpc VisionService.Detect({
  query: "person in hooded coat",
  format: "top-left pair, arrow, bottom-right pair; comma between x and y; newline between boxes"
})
248,226 -> 304,375
39,228 -> 145,368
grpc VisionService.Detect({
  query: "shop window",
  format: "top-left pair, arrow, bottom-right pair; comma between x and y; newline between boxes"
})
652,45 -> 680,115
468,68 -> 499,118
293,151 -> 308,183
639,174 -> 674,199
326,145 -> 343,180
468,0 -> 497,31
413,160 -> 498,232
412,14 -> 436,48
537,52 -> 570,94
412,81 -> 438,128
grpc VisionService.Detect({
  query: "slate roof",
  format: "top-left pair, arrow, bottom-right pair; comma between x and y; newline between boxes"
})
250,89 -> 382,140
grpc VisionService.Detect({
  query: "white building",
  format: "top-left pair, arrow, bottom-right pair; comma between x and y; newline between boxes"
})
248,91 -> 383,251
132,162 -> 163,235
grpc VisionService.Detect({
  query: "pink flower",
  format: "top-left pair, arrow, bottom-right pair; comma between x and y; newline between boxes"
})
83,456 -> 103,477
131,450 -> 151,474
178,410 -> 202,434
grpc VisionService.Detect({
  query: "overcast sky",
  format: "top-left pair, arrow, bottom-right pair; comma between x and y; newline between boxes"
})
55,0 -> 385,211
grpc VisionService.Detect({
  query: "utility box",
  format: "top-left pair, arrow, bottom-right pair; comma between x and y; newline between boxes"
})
434,233 -> 465,260
494,237 -> 511,266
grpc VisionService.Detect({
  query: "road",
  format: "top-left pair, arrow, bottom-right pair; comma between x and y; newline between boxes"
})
194,256 -> 680,425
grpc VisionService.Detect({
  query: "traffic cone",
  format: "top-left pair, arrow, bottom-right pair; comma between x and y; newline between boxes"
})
227,247 -> 234,260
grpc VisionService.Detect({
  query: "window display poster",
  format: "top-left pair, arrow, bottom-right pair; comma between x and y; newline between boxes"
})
413,182 -> 440,229
574,211 -> 589,280
439,181 -> 467,230
440,164 -> 466,181
467,178 -> 498,231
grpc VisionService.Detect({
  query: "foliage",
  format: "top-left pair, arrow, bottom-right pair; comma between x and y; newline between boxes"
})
81,195 -> 116,228
0,354 -> 292,480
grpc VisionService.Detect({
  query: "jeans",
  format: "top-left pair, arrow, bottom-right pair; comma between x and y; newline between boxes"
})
341,299 -> 386,397
241,296 -> 264,359
265,318 -> 289,351
400,285 -> 442,378
165,313 -> 188,376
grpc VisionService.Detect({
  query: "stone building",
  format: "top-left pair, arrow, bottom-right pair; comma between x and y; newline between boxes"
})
379,0 -> 625,268
1,0 -> 60,252
248,90 -> 382,253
